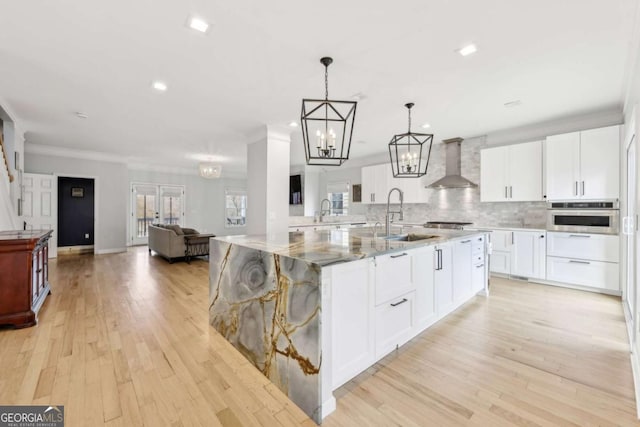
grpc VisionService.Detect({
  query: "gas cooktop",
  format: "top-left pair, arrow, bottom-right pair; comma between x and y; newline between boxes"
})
423,221 -> 473,230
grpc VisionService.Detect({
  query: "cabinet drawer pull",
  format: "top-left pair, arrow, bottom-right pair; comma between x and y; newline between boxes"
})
569,260 -> 590,265
461,239 -> 471,244
568,234 -> 590,238
390,252 -> 408,258
390,298 -> 408,307
37,268 -> 43,273
475,264 -> 484,268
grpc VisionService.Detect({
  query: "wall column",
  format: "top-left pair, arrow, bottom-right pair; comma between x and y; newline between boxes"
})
246,126 -> 290,235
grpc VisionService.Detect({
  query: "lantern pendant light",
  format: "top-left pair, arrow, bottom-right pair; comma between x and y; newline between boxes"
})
300,57 -> 357,166
388,103 -> 434,178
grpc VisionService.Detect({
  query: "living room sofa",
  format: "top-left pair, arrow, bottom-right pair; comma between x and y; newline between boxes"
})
148,224 -> 210,263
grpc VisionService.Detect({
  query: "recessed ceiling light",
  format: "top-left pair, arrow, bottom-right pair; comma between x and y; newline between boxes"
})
75,112 -> 88,119
188,17 -> 209,33
152,81 -> 168,92
504,100 -> 522,108
350,92 -> 367,101
458,44 -> 477,57
288,121 -> 298,127
421,123 -> 431,129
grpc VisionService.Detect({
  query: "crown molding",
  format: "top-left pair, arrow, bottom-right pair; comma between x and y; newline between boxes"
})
25,142 -> 125,164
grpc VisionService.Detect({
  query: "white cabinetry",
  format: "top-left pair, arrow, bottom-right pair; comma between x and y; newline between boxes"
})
330,259 -> 375,389
511,231 -> 546,279
361,164 -> 390,204
452,239 -> 473,302
471,235 -> 487,293
374,251 -> 414,305
489,230 -> 512,275
434,243 -> 454,315
489,229 -> 546,280
375,291 -> 415,358
480,141 -> 543,202
361,163 -> 424,204
546,125 -> 619,200
546,232 -> 620,291
413,246 -> 436,329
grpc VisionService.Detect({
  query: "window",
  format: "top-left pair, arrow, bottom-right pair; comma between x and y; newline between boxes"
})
327,181 -> 349,216
225,189 -> 247,227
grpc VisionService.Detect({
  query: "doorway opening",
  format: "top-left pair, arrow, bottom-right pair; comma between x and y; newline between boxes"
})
130,183 -> 185,246
58,177 -> 95,255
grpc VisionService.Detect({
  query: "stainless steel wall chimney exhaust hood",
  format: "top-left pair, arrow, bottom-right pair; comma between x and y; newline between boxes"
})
426,137 -> 478,189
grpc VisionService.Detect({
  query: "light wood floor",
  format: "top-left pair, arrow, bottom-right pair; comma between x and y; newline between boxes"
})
0,247 -> 638,426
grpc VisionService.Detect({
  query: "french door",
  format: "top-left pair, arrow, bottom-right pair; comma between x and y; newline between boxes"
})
131,183 -> 185,245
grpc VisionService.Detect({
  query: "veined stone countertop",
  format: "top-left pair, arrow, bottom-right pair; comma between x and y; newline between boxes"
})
212,228 -> 486,267
469,225 -> 547,232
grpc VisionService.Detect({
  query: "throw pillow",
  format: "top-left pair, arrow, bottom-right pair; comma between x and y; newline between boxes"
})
166,224 -> 184,235
181,227 -> 199,235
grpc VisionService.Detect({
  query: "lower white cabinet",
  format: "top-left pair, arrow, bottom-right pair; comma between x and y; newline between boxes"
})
375,291 -> 416,359
452,239 -> 473,302
547,232 -> 619,263
511,231 -> 546,279
375,251 -> 414,305
434,243 -> 454,315
546,257 -> 619,291
546,232 -> 620,291
330,234 -> 487,389
488,229 -> 546,280
413,246 -> 436,329
330,259 -> 375,389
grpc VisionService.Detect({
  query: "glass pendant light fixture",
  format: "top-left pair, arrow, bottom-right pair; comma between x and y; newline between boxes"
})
301,57 -> 357,166
388,103 -> 434,178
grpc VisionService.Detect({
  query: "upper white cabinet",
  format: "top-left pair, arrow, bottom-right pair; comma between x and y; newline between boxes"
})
361,163 -> 424,204
361,164 -> 389,204
546,125 -> 620,200
480,141 -> 543,202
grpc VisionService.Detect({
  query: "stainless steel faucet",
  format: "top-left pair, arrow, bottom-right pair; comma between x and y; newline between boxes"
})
385,188 -> 404,236
319,198 -> 331,222
372,222 -> 382,239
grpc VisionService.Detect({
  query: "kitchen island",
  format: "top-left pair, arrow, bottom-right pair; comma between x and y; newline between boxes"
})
208,228 -> 488,423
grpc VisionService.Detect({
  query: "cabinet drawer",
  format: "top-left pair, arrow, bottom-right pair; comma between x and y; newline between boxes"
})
547,232 -> 619,262
375,252 -> 414,305
472,262 -> 485,293
546,256 -> 619,291
375,291 -> 415,359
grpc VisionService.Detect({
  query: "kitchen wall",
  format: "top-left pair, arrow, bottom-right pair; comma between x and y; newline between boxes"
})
361,136 -> 547,227
317,108 -> 623,228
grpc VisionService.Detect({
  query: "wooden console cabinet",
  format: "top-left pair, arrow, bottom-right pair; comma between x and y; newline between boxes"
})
0,230 -> 53,328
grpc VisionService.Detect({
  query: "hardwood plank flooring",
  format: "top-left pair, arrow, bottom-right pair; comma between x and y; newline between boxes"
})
0,247 -> 637,426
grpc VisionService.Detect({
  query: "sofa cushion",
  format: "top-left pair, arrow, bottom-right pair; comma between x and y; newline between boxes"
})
165,224 -> 184,235
181,227 -> 199,235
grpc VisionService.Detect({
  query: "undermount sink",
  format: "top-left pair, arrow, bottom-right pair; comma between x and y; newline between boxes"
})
383,233 -> 441,242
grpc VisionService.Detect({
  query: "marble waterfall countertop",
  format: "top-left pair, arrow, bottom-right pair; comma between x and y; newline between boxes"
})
212,227 -> 484,267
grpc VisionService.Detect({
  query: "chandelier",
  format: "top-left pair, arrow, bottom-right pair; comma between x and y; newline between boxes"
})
301,57 -> 357,166
388,103 -> 433,178
199,163 -> 221,179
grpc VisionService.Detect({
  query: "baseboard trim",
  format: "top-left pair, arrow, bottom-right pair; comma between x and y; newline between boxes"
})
320,396 -> 336,420
95,248 -> 127,255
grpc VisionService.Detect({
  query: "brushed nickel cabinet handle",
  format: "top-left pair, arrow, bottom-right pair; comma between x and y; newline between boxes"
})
390,252 -> 408,258
581,181 -> 585,196
569,234 -> 590,238
569,260 -> 590,264
390,298 -> 408,307
509,186 -> 513,198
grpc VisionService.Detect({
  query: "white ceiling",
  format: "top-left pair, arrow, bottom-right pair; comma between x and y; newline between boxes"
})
0,0 -> 638,173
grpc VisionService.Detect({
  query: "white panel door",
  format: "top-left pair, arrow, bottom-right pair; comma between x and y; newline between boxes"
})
413,246 -> 436,329
480,146 -> 508,202
23,173 -> 57,258
579,125 -> 620,200
330,259 -> 375,389
434,244 -> 454,315
546,132 -> 580,200
511,231 -> 545,279
625,134 -> 636,335
508,141 -> 543,202
374,163 -> 391,204
452,239 -> 472,302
